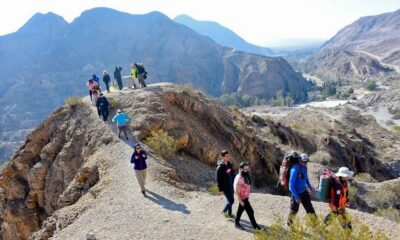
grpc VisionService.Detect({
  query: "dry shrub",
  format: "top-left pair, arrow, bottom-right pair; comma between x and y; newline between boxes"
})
255,214 -> 388,240
354,173 -> 378,183
374,208 -> 400,223
208,182 -> 219,195
144,129 -> 176,157
65,96 -> 82,107
309,150 -> 331,166
108,97 -> 119,110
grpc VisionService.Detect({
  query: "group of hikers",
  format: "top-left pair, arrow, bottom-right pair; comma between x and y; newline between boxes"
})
128,146 -> 354,232
83,62 -> 355,234
85,63 -> 147,133
86,63 -> 148,102
216,150 -> 354,231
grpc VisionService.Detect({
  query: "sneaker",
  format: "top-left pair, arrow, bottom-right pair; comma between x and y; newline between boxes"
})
235,223 -> 245,230
228,214 -> 235,218
223,211 -> 229,218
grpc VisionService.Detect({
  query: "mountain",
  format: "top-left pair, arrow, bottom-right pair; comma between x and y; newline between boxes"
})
304,9 -> 400,83
0,8 -> 311,162
0,85 -> 398,239
174,14 -> 275,56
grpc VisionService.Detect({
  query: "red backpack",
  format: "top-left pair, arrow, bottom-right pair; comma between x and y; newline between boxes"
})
278,151 -> 300,190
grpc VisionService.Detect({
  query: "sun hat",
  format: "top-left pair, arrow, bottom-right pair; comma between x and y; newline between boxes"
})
335,167 -> 354,178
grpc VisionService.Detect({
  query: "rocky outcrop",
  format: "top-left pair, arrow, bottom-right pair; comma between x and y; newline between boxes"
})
278,108 -> 396,181
362,88 -> 400,104
0,105 -> 110,239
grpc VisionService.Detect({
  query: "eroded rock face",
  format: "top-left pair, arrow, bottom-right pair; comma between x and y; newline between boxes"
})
0,105 -> 106,239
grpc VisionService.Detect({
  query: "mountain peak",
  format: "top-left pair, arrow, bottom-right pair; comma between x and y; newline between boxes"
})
18,12 -> 68,35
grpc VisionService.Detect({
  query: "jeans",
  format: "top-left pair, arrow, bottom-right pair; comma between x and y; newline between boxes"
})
287,191 -> 316,225
235,198 -> 259,228
223,191 -> 234,215
100,109 -> 109,122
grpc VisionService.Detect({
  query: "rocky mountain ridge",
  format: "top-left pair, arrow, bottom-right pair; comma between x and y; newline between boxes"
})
0,84 -> 398,239
303,9 -> 400,83
0,8 -> 311,163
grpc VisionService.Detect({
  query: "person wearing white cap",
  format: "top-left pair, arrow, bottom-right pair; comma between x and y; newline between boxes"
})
112,109 -> 132,140
323,167 -> 354,229
287,153 -> 317,227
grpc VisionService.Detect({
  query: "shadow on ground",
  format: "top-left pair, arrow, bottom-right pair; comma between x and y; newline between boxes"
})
145,190 -> 191,214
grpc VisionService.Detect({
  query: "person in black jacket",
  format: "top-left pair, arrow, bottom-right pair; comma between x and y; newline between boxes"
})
102,70 -> 111,93
114,66 -> 123,90
216,150 -> 235,218
96,93 -> 109,122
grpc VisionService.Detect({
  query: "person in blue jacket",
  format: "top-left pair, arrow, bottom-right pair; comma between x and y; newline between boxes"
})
112,109 -> 132,140
130,143 -> 148,196
287,153 -> 317,226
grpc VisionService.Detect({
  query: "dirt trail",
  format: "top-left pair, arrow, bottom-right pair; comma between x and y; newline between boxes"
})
50,87 -> 400,240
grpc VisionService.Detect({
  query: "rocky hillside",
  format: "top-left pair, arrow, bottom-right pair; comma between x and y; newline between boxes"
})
0,84 -> 398,239
303,9 -> 400,83
0,7 -> 310,163
173,14 -> 275,56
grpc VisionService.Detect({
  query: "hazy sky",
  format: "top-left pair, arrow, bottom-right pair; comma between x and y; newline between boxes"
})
0,0 -> 399,46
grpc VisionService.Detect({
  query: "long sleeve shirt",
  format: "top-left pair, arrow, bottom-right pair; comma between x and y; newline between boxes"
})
288,164 -> 313,200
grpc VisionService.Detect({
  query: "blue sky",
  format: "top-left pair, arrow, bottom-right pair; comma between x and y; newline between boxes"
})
0,0 -> 399,46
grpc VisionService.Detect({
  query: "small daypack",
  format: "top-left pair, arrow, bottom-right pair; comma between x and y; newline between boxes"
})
317,169 -> 334,202
278,151 -> 300,190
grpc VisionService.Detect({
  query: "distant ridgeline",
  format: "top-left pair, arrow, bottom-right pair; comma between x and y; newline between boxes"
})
0,8 -> 311,162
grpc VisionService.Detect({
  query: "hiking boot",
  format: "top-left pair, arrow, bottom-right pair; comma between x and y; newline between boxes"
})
253,225 -> 261,231
223,211 -> 229,218
235,223 -> 245,230
141,191 -> 146,196
223,211 -> 235,218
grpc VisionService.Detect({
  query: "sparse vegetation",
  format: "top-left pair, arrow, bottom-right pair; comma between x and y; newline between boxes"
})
374,208 -> 400,223
364,80 -> 377,91
144,129 -> 177,157
65,96 -> 83,107
232,119 -> 245,132
217,93 -> 266,107
309,150 -> 331,165
254,214 -> 388,240
208,182 -> 219,195
108,97 -> 119,110
269,90 -> 294,107
354,173 -> 378,183
392,125 -> 400,132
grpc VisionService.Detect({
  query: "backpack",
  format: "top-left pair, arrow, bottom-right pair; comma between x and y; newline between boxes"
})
278,151 -> 300,190
317,169 -> 334,202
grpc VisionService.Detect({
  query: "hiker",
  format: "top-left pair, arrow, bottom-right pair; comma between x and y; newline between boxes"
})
323,167 -> 353,229
102,71 -> 111,93
96,93 -> 109,122
287,153 -> 317,226
87,79 -> 97,101
92,86 -> 100,105
112,109 -> 132,140
134,63 -> 147,88
130,143 -> 148,196
130,64 -> 139,89
91,74 -> 100,87
234,162 -> 261,231
216,150 -> 235,218
114,66 -> 123,90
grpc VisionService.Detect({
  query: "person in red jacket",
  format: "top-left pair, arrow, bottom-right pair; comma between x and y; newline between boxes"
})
323,167 -> 354,229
